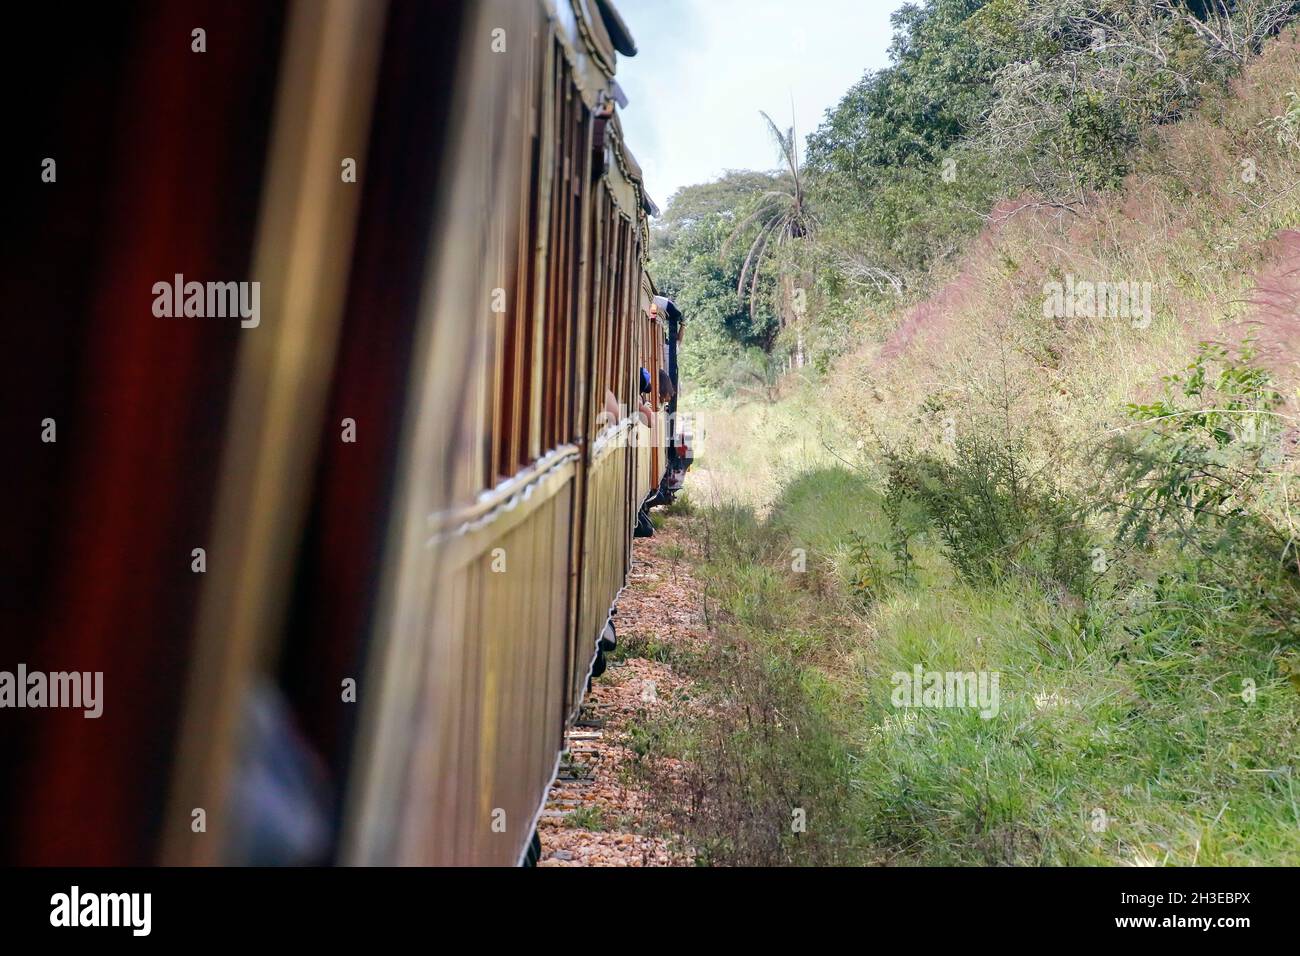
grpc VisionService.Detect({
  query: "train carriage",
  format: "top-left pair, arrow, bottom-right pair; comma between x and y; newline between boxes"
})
4,0 -> 685,868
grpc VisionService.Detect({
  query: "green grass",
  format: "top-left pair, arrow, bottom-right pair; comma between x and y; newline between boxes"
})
635,465 -> 1299,866
857,573 -> 1299,865
563,806 -> 608,831
661,490 -> 695,517
610,630 -> 693,668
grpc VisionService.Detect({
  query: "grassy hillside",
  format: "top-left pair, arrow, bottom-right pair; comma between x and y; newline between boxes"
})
633,32 -> 1300,866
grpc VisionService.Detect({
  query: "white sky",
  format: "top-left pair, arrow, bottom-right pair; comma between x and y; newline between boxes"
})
614,0 -> 909,210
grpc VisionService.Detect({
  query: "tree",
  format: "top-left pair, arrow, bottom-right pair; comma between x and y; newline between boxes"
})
650,171 -> 784,364
724,111 -> 818,355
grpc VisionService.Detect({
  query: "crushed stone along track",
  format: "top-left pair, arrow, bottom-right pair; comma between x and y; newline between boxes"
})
538,517 -> 706,867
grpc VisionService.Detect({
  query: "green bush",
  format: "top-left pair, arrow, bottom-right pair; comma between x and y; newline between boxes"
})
883,435 -> 1092,594
1104,343 -> 1293,575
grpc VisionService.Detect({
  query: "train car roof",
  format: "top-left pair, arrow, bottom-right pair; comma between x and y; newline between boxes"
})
565,0 -> 632,78
551,1 -> 656,242
595,0 -> 637,56
602,111 -> 657,232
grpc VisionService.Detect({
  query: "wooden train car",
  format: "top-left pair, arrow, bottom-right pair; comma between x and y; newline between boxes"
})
2,0 -> 686,867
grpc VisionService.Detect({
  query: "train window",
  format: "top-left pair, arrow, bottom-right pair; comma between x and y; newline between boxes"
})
495,271 -> 522,481
604,216 -> 620,419
618,217 -> 636,408
563,87 -> 587,444
539,49 -> 588,452
592,195 -> 614,434
491,28 -> 548,482
615,216 -> 632,411
593,206 -> 605,434
540,64 -> 562,453
587,192 -> 643,436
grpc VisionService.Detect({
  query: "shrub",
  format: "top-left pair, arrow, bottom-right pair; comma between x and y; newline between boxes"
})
883,435 -> 1092,594
1268,89 -> 1300,149
1103,342 -> 1290,569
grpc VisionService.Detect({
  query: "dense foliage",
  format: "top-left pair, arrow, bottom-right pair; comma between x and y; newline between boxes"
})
651,0 -> 1298,389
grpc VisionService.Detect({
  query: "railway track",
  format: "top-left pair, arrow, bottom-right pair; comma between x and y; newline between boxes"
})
538,519 -> 704,866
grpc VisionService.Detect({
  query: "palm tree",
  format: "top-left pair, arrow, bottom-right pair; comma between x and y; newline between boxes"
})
724,110 -> 817,351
